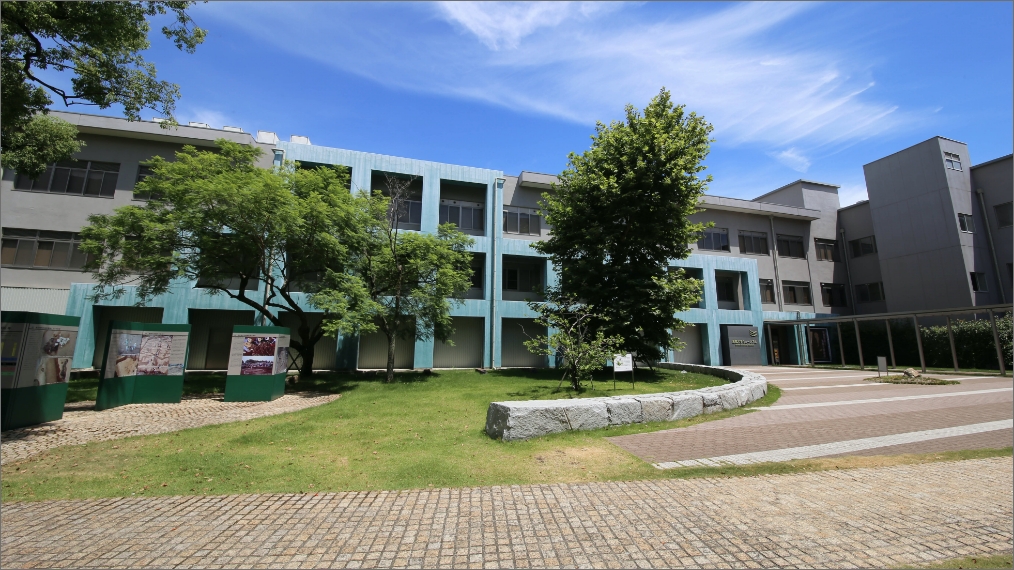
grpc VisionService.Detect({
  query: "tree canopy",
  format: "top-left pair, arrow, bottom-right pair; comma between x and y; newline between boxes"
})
534,88 -> 710,363
1,1 -> 206,176
79,140 -> 373,377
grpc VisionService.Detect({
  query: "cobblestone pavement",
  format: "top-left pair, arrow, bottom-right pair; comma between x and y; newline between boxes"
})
0,392 -> 340,465
610,367 -> 1013,465
1,457 -> 1010,569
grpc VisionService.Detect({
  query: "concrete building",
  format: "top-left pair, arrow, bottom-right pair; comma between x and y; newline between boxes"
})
2,114 -> 1009,370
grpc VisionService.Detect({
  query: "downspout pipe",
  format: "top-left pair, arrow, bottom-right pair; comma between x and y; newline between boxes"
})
769,216 -> 784,312
840,228 -> 859,315
976,189 -> 1006,304
490,178 -> 504,369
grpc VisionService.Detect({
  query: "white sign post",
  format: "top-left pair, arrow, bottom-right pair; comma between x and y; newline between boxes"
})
877,356 -> 888,378
614,353 -> 634,389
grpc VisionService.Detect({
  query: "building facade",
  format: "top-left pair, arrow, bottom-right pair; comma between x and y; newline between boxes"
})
2,114 -> 1010,370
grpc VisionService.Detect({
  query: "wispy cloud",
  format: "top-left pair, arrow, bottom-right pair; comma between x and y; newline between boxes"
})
201,2 -> 929,165
183,107 -> 236,130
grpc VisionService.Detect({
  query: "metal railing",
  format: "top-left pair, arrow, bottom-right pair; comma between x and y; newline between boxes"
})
765,303 -> 1011,376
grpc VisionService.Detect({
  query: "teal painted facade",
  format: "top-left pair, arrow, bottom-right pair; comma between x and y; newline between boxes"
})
64,142 -> 823,370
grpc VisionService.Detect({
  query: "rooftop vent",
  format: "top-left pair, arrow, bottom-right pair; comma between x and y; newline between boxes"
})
289,135 -> 311,145
188,122 -> 211,128
222,126 -> 243,133
256,130 -> 279,145
152,117 -> 167,123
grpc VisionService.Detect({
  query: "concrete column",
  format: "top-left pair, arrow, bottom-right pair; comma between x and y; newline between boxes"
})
946,316 -> 959,372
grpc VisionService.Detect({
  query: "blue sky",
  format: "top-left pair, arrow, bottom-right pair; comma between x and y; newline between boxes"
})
50,2 -> 1012,206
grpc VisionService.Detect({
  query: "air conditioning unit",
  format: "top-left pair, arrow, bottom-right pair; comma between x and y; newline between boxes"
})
188,122 -> 211,128
289,135 -> 311,145
256,131 -> 280,145
222,126 -> 243,133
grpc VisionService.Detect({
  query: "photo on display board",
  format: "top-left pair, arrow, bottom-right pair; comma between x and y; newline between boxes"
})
113,333 -> 141,378
274,346 -> 289,375
137,334 -> 173,376
241,336 -> 277,375
33,356 -> 71,385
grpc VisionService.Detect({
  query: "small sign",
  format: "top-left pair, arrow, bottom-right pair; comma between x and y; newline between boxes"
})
877,356 -> 888,377
613,353 -> 633,373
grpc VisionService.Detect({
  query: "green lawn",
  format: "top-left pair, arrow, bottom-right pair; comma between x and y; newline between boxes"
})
899,552 -> 1013,569
4,367 -> 749,501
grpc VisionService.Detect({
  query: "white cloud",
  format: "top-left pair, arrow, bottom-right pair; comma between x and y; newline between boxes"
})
201,2 -> 929,161
770,148 -> 811,172
837,183 -> 870,207
183,107 -> 235,130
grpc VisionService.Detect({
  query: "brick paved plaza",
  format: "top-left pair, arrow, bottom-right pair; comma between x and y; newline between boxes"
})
1,367 -> 1011,568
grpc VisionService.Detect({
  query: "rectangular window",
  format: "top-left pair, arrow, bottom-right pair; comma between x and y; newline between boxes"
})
0,229 -> 93,270
696,228 -> 730,251
849,236 -> 877,258
502,264 -> 541,292
133,165 -> 157,200
394,200 -> 423,226
814,238 -> 839,261
13,160 -> 120,198
944,151 -> 962,171
716,277 -> 736,302
994,202 -> 1013,228
738,231 -> 769,255
759,279 -> 776,304
820,283 -> 847,307
439,200 -> 485,232
855,281 -> 885,303
970,272 -> 988,292
782,281 -> 811,305
776,234 -> 805,258
502,206 -> 541,236
957,213 -> 975,233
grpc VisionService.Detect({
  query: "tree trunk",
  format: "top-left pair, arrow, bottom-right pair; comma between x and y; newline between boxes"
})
386,332 -> 396,383
298,341 -> 315,378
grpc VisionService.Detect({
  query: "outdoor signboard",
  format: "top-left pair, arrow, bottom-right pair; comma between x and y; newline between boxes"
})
224,325 -> 290,402
1,311 -> 81,431
720,325 -> 762,365
96,321 -> 191,410
613,353 -> 633,373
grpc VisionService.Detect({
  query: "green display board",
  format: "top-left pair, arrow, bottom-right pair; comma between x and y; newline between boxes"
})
96,321 -> 191,411
224,325 -> 290,402
1,311 -> 81,431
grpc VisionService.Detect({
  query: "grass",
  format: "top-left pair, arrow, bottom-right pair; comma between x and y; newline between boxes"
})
3,367 -> 738,501
899,552 -> 1013,569
866,375 -> 960,386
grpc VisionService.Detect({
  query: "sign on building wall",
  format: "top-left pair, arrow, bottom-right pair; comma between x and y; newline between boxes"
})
720,325 -> 762,366
224,325 -> 290,402
96,321 -> 191,410
1,311 -> 81,430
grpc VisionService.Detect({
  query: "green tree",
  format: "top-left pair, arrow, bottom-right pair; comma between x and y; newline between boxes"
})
315,175 -> 474,382
522,286 -> 625,391
534,88 -> 709,363
2,1 -> 206,176
79,140 -> 374,378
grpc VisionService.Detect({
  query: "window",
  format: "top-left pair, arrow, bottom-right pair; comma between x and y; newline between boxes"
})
503,264 -> 540,292
503,206 -> 541,236
849,236 -> 877,258
133,165 -> 159,200
944,152 -> 962,171
738,231 -> 769,255
820,283 -> 847,307
469,255 -> 484,290
439,200 -> 484,232
13,160 -> 119,198
957,213 -> 975,233
994,202 -> 1013,228
776,234 -> 805,258
1,229 -> 93,270
814,239 -> 839,262
697,228 -> 730,251
855,282 -> 885,303
759,279 -> 776,304
970,272 -> 988,292
782,281 -> 812,305
716,276 -> 736,302
394,200 -> 423,226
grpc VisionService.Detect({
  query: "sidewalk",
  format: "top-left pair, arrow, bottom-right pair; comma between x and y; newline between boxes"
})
2,457 -> 1010,569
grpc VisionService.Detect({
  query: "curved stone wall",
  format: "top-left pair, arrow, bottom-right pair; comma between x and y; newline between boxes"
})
484,363 -> 767,441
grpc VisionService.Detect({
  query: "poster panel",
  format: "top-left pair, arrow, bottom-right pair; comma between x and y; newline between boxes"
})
102,326 -> 189,379
1,322 -> 27,390
227,332 -> 290,376
13,323 -> 78,388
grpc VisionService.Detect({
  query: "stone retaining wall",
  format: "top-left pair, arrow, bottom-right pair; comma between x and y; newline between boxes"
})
484,364 -> 767,441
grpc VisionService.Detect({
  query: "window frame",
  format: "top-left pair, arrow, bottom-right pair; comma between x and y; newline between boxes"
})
759,279 -> 776,304
1,229 -> 93,270
781,281 -> 812,306
957,213 -> 975,233
849,236 -> 877,258
776,234 -> 806,258
970,272 -> 988,292
943,151 -> 963,171
814,238 -> 839,262
737,230 -> 770,256
994,202 -> 1013,228
697,227 -> 730,252
820,283 -> 847,307
13,160 -> 120,198
502,205 -> 542,236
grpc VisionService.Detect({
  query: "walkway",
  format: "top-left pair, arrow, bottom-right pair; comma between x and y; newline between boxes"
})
1,457 -> 1010,568
0,392 -> 340,465
610,367 -> 1013,468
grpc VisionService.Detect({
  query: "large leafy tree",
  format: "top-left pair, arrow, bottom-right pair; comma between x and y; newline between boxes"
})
79,140 -> 374,378
1,1 -> 206,176
534,88 -> 709,363
314,176 -> 474,382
